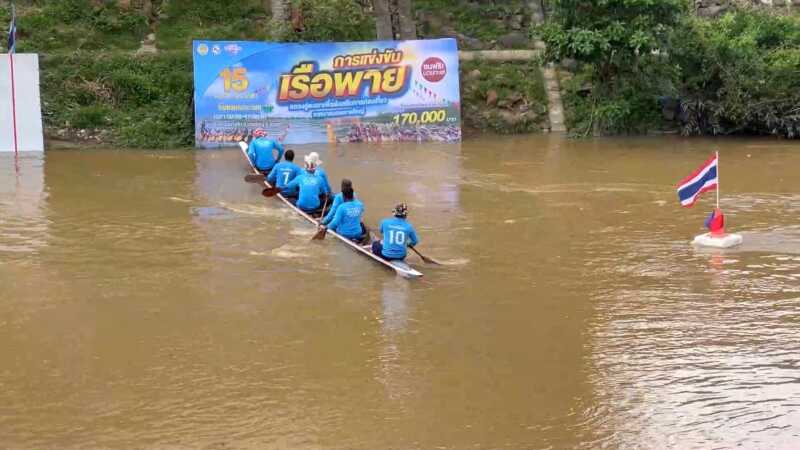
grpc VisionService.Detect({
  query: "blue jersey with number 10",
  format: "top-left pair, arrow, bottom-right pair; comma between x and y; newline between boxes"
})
379,217 -> 419,259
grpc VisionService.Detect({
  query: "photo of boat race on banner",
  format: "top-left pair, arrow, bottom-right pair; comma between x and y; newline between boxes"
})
192,38 -> 461,147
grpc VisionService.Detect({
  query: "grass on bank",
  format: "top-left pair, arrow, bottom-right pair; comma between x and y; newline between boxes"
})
156,0 -> 269,50
9,1 -> 149,53
415,0 -> 530,42
41,52 -> 195,148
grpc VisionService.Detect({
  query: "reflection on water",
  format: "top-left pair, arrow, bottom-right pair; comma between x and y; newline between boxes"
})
0,152 -> 46,256
1,136 -> 799,449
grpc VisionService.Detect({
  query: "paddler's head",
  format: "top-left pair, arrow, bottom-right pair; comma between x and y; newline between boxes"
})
253,128 -> 267,138
392,203 -> 408,219
284,149 -> 295,162
343,185 -> 354,201
342,179 -> 354,201
304,152 -> 322,173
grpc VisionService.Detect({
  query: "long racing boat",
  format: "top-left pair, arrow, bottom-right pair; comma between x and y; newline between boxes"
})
239,142 -> 423,279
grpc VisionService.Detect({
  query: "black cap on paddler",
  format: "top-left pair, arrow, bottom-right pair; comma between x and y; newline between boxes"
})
393,202 -> 408,218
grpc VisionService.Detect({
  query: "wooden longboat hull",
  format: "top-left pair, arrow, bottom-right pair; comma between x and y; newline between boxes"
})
238,142 -> 423,279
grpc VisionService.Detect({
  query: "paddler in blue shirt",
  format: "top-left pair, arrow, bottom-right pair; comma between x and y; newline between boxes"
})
247,129 -> 285,174
267,149 -> 301,197
303,152 -> 332,196
322,178 -> 356,226
320,183 -> 366,242
284,154 -> 325,214
372,203 -> 419,261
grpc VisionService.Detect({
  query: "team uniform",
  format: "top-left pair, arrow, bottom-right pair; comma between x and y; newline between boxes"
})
315,167 -> 332,195
267,161 -> 302,196
327,199 -> 366,241
372,216 -> 418,261
285,171 -> 325,213
321,192 -> 359,225
247,137 -> 284,173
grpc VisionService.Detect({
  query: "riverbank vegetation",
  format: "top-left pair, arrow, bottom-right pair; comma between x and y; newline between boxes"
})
1,0 -> 798,146
541,0 -> 800,138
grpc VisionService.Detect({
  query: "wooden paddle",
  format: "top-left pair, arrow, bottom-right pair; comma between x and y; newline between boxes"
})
311,196 -> 330,241
244,173 -> 266,183
409,246 -> 442,265
261,186 -> 281,197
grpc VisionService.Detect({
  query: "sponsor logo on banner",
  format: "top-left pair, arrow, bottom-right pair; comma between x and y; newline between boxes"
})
211,45 -> 221,56
421,57 -> 447,82
196,43 -> 209,56
224,44 -> 243,55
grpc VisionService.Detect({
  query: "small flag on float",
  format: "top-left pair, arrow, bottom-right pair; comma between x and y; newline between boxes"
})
676,152 -> 718,208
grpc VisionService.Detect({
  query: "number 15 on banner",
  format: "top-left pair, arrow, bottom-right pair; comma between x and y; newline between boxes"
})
220,68 -> 249,92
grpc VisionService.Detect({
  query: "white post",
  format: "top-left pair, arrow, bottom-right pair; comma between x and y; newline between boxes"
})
716,150 -> 720,209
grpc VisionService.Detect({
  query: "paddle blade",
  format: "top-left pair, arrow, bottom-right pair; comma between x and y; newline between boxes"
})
261,187 -> 280,197
311,227 -> 327,241
421,255 -> 442,265
410,246 -> 442,265
238,141 -> 249,152
244,174 -> 265,183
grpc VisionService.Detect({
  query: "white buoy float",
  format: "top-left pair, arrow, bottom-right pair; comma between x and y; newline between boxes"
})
692,232 -> 743,248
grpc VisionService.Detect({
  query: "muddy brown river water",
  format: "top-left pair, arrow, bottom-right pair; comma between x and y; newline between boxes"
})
1,135 -> 799,449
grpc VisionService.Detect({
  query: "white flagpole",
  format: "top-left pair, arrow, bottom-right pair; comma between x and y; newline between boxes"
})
716,150 -> 720,209
8,2 -> 18,155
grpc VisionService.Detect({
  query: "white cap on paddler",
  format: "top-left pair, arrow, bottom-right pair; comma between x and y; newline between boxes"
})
304,152 -> 323,168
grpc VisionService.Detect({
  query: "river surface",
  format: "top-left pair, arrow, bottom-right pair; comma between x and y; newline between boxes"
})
1,135 -> 800,449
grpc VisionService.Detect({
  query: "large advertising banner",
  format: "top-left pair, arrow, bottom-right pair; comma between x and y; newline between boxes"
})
192,39 -> 461,147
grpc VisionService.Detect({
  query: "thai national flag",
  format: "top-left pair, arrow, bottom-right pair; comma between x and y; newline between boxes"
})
676,153 -> 718,207
7,7 -> 16,54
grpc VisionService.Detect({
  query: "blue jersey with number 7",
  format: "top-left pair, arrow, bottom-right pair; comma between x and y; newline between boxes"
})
267,161 -> 301,193
379,217 -> 419,259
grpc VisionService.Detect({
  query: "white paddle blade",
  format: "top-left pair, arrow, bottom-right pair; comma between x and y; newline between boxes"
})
238,141 -> 248,152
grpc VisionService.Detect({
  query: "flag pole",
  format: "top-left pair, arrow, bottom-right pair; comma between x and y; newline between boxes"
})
716,150 -> 720,209
10,53 -> 18,155
8,2 -> 18,155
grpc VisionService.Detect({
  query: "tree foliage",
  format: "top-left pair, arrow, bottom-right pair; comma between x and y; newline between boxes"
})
671,9 -> 800,137
539,0 -> 686,134
540,0 -> 686,84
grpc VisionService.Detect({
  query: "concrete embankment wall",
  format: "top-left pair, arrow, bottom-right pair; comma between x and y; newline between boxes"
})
0,54 -> 44,152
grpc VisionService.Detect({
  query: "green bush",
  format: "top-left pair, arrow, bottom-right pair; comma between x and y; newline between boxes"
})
671,10 -> 800,138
